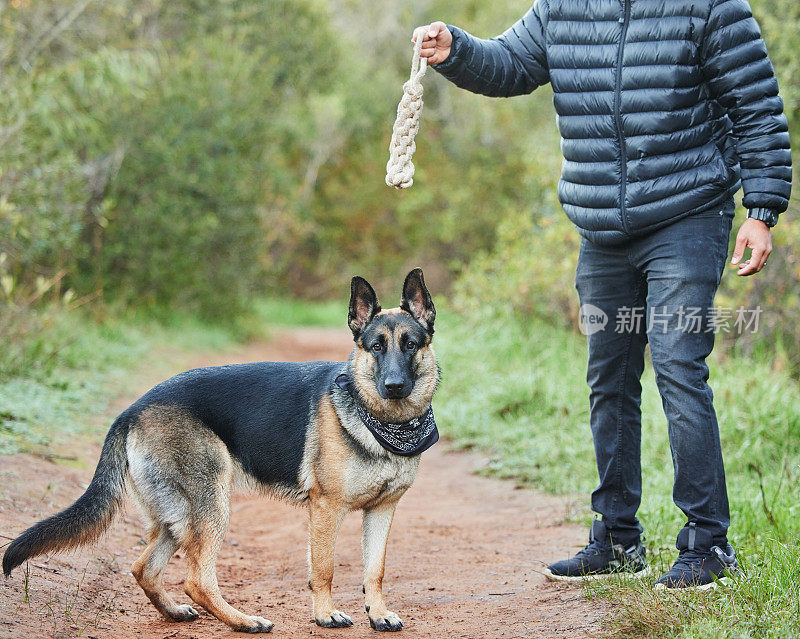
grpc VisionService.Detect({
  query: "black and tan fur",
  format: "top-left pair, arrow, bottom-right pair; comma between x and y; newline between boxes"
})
2,269 -> 440,633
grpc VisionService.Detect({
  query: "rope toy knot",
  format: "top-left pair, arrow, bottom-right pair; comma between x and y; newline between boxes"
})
386,27 -> 429,189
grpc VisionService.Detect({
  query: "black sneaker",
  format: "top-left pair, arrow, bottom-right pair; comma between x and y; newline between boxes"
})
654,523 -> 739,591
544,520 -> 650,582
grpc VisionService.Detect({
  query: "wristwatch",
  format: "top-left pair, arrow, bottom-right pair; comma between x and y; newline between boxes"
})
747,208 -> 779,228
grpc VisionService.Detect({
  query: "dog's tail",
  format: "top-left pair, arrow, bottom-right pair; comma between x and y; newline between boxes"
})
3,411 -> 133,577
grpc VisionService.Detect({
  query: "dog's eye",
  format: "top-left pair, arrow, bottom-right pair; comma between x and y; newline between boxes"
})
372,343 -> 382,352
406,341 -> 416,351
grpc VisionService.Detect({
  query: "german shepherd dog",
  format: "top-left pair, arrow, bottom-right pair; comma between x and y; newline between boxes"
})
3,269 -> 440,633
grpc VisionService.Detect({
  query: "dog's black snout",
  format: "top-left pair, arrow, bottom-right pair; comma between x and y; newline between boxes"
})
384,378 -> 405,394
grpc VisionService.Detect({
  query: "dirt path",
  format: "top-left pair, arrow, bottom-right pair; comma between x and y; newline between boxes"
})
0,328 -> 610,639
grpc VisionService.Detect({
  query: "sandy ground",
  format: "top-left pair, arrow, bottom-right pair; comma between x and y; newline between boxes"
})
0,328 -> 611,639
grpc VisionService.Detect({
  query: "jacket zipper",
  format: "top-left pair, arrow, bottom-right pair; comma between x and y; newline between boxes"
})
614,0 -> 632,234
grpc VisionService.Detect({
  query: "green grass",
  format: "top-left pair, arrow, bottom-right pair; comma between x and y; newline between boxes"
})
434,307 -> 800,639
252,297 -> 343,328
0,298 -> 343,458
0,306 -> 240,457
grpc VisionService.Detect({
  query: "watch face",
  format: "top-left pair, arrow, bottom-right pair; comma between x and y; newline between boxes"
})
752,211 -> 778,227
764,213 -> 778,227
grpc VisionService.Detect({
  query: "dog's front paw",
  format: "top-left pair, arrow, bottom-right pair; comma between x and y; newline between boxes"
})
315,610 -> 353,628
168,604 -> 199,622
234,616 -> 274,633
369,611 -> 403,632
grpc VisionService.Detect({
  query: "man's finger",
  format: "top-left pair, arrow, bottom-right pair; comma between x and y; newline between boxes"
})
738,247 -> 763,276
412,25 -> 429,43
749,246 -> 764,271
428,21 -> 446,38
754,245 -> 771,271
730,231 -> 748,265
737,259 -> 757,276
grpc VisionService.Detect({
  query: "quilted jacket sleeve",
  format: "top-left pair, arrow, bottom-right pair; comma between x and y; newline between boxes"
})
432,0 -> 550,97
701,0 -> 792,221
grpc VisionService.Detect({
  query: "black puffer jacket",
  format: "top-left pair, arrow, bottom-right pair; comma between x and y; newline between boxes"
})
433,0 -> 792,244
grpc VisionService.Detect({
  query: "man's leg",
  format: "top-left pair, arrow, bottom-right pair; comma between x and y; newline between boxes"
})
576,238 -> 649,545
544,238 -> 651,581
635,210 -> 733,544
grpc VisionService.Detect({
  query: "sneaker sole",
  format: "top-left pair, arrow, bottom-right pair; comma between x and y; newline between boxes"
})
544,566 -> 652,583
653,576 -> 731,592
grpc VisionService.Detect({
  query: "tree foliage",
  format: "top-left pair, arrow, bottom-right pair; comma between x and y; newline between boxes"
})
1,0 -> 560,316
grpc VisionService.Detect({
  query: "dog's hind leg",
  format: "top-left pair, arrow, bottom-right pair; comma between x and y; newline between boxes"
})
132,526 -> 198,622
183,514 -> 273,633
128,406 -> 271,632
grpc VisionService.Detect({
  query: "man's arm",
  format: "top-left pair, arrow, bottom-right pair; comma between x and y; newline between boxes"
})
418,1 -> 550,98
702,0 -> 792,220
701,0 -> 792,275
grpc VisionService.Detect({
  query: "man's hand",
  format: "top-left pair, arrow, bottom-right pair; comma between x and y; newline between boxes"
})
731,218 -> 772,276
414,22 -> 452,65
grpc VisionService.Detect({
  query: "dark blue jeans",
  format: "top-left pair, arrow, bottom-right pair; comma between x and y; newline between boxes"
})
575,205 -> 734,545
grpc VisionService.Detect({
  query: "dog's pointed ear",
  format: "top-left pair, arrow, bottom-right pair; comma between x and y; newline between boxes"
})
348,276 -> 381,338
400,268 -> 435,334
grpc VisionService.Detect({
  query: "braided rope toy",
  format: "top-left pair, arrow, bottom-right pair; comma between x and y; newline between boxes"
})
385,27 -> 429,189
